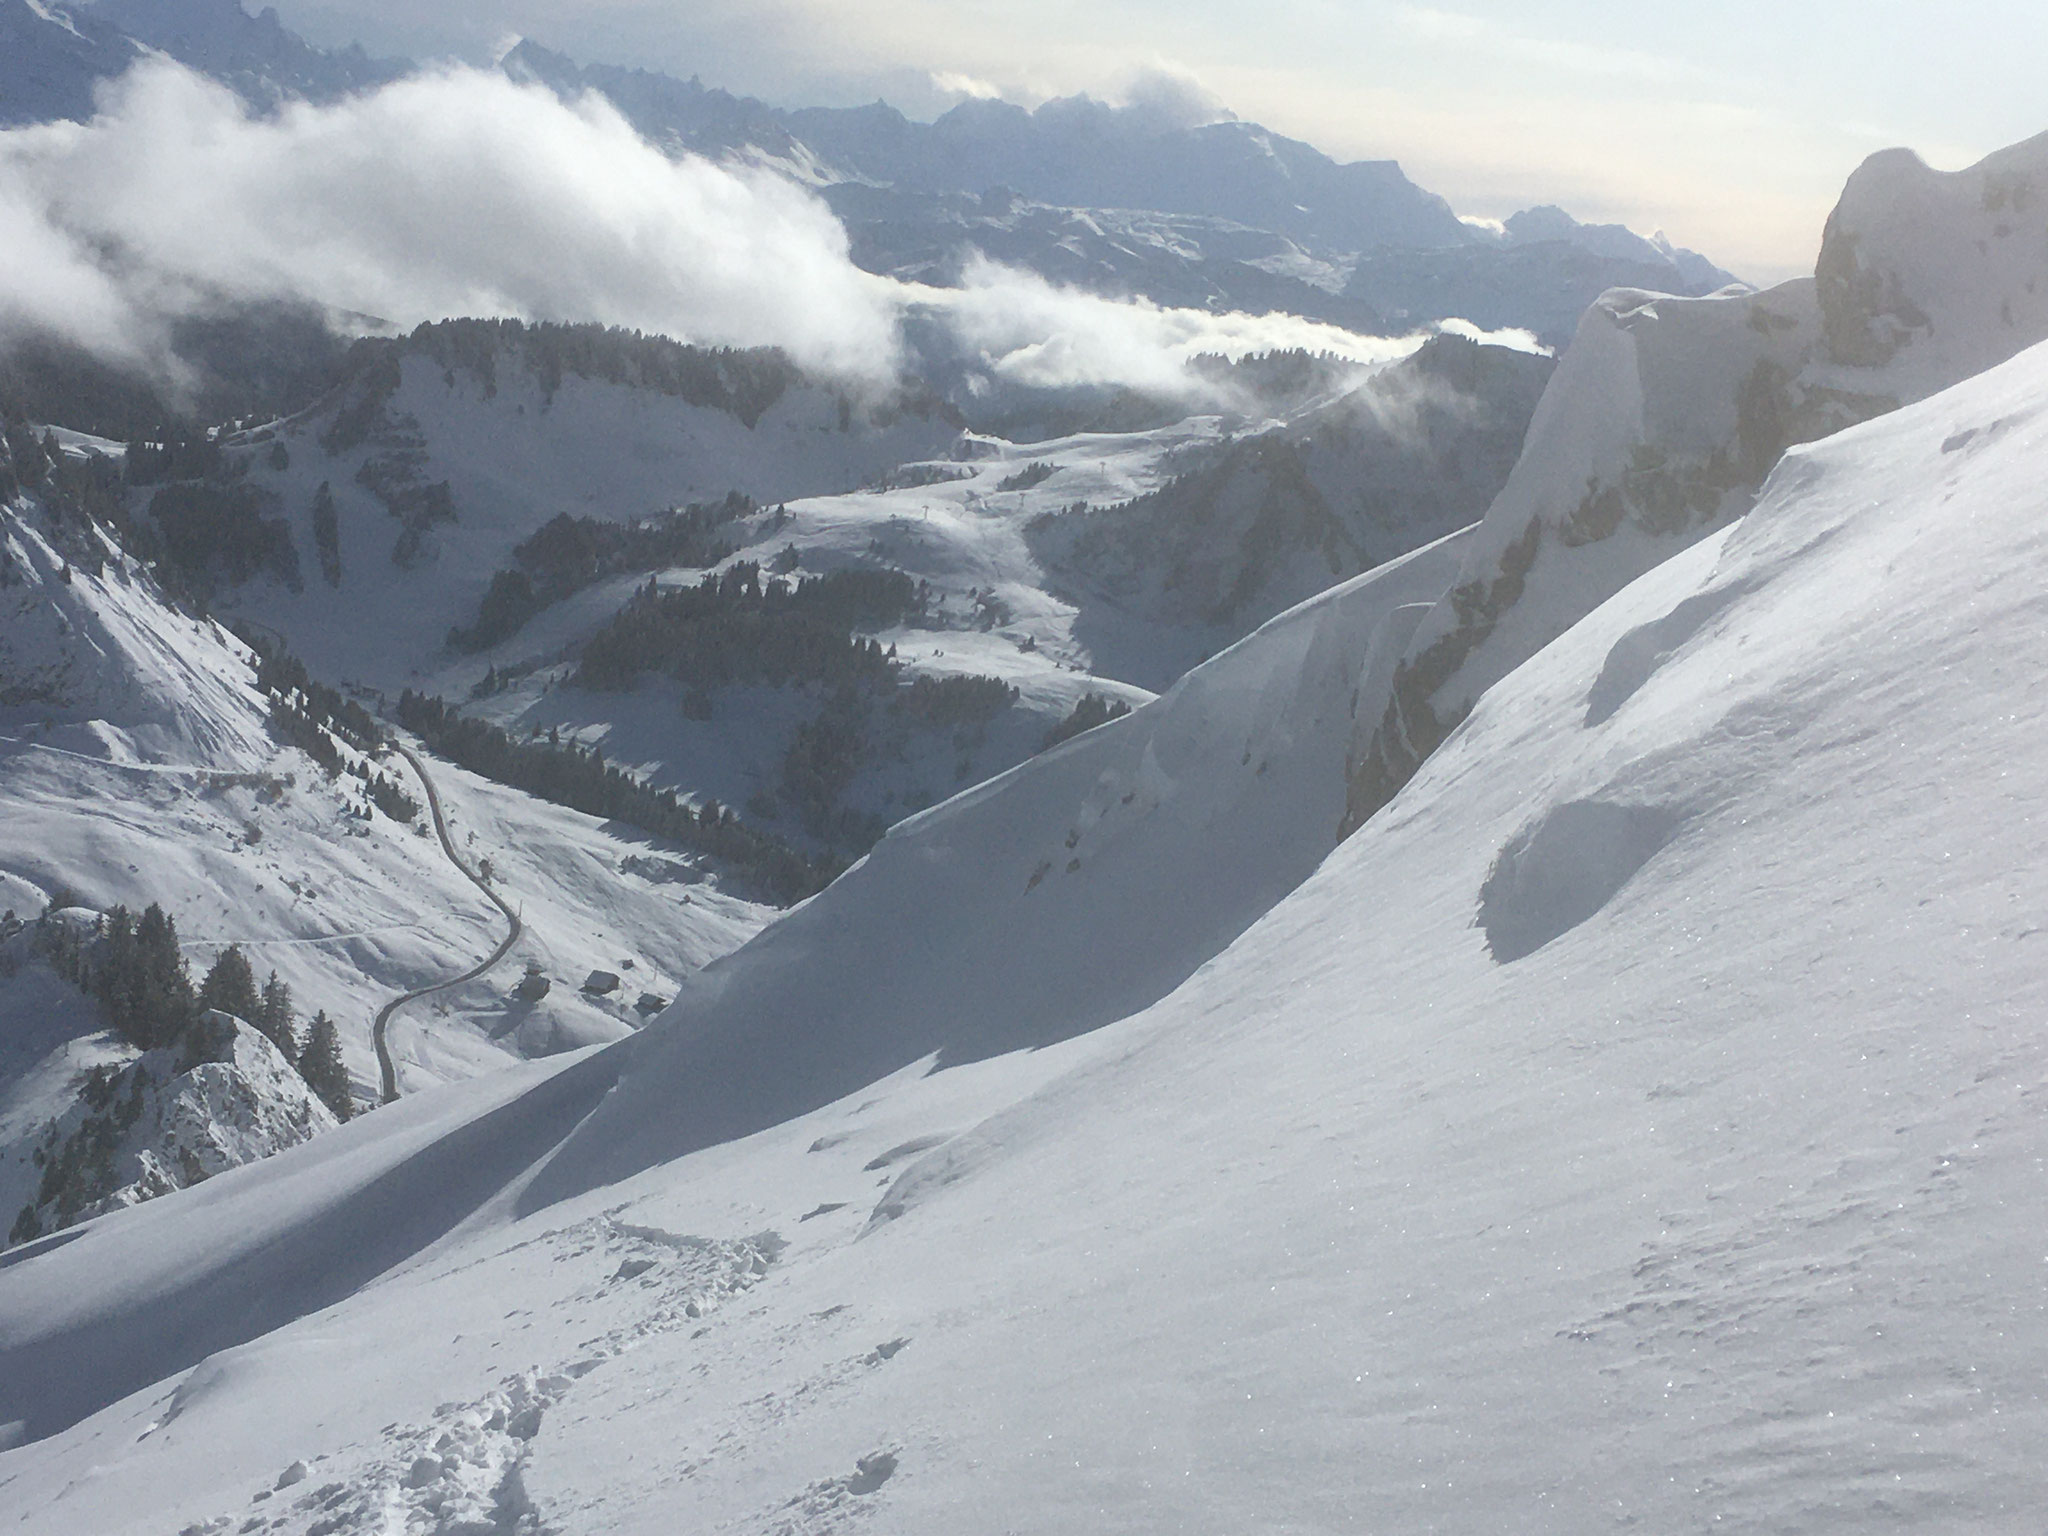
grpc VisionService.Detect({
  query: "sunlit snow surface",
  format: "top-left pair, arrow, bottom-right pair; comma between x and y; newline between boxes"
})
4,318 -> 2048,1531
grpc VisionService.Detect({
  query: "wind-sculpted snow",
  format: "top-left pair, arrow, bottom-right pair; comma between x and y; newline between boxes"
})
1346,130 -> 2048,833
517,525 -> 1473,1203
1476,798 -> 1682,962
0,1047 -> 620,1444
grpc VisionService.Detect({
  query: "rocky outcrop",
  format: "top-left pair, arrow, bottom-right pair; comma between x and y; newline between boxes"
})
8,1011 -> 336,1245
1028,335 -> 1553,635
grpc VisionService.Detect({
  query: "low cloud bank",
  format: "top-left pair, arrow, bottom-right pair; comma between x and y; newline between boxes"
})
922,256 -> 1434,397
0,60 -> 1532,414
0,61 -> 897,383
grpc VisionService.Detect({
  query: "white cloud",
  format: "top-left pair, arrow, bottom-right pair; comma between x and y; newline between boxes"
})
0,60 -> 901,381
1113,61 -> 1236,130
930,71 -> 1004,102
0,59 -> 1530,416
915,255 -> 1427,399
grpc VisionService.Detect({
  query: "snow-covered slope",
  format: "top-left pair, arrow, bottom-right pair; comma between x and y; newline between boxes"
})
227,322 -> 960,686
0,427 -> 775,1128
1347,130 -> 2048,831
213,330 -> 1541,864
1,487 -> 271,763
527,522 -> 1473,1190
6,297 -> 2048,1534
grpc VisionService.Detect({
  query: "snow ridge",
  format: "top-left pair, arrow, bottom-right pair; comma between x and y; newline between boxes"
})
1345,131 -> 2048,832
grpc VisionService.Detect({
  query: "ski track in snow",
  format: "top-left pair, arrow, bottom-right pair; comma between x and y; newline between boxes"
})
166,1218 -> 786,1536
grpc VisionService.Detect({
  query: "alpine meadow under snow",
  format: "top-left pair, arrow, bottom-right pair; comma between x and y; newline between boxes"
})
2,3 -> 2048,1531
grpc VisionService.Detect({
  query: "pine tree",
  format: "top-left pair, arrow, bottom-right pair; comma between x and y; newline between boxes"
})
298,1012 -> 353,1121
312,481 -> 341,587
257,971 -> 298,1061
131,903 -> 197,1047
198,945 -> 261,1023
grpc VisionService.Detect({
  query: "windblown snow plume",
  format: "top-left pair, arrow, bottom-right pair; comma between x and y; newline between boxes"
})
0,60 -> 1470,403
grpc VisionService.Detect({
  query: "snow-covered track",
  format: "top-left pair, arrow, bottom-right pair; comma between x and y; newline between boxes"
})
370,744 -> 522,1102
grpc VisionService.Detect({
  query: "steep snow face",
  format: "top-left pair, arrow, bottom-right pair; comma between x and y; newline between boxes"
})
521,523 -> 1474,1195
5,315 -> 2048,1536
1817,131 -> 2048,395
1345,278 -> 1827,822
0,502 -> 273,764
1347,130 -> 2048,830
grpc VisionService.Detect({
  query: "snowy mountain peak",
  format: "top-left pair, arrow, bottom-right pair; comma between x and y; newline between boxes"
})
1816,129 -> 2048,394
1346,128 -> 2048,832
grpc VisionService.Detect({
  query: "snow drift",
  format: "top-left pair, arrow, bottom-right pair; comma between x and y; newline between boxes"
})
521,522 -> 1473,1200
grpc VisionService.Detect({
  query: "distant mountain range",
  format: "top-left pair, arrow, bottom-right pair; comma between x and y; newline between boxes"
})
0,0 -> 404,124
2,0 -> 1741,348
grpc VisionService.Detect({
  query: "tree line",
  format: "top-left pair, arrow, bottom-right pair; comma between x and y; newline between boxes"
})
450,498 -> 747,654
34,903 -> 355,1114
394,690 -> 840,904
577,563 -> 922,693
239,629 -> 420,822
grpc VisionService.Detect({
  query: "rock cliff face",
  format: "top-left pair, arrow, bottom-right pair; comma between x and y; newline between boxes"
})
9,1010 -> 336,1246
1344,132 -> 2048,835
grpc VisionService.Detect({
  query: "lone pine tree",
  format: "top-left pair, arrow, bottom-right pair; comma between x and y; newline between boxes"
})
298,1012 -> 353,1120
199,945 -> 261,1023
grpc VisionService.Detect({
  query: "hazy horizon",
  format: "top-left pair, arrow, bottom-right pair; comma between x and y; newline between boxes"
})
265,0 -> 2045,285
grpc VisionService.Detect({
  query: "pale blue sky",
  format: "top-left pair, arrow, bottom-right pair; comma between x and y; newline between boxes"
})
274,0 -> 2046,282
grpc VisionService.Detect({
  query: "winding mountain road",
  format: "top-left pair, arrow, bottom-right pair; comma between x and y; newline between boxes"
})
372,743 -> 522,1103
